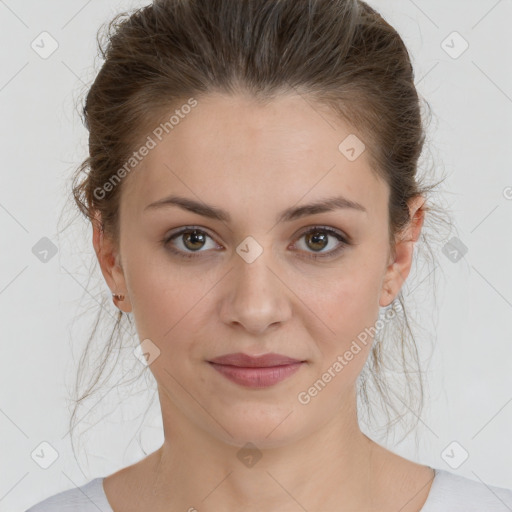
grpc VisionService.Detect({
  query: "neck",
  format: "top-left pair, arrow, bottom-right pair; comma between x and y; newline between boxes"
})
145,387 -> 378,511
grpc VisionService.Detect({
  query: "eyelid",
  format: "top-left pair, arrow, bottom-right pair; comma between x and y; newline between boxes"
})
163,225 -> 221,251
290,225 -> 349,259
163,224 -> 350,259
294,225 -> 350,244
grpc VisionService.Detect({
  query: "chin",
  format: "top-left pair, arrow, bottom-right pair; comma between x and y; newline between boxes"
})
208,408 -> 308,450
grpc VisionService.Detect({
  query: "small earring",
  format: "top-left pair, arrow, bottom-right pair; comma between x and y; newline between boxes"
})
112,292 -> 125,301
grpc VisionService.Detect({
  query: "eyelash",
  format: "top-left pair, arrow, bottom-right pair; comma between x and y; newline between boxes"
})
162,225 -> 349,261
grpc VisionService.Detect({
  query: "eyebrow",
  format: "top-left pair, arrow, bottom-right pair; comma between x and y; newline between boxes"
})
143,194 -> 367,223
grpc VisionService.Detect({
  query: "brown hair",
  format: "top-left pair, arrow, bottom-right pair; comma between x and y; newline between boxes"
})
67,0 -> 452,453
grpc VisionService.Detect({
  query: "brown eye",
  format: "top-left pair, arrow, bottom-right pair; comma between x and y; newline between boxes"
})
163,227 -> 220,259
163,225 -> 349,261
182,229 -> 207,251
294,226 -> 349,260
304,230 -> 329,252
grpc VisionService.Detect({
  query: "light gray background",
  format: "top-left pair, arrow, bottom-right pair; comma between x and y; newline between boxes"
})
1,0 -> 511,510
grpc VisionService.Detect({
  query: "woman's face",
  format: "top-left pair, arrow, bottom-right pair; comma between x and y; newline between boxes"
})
97,92 -> 420,448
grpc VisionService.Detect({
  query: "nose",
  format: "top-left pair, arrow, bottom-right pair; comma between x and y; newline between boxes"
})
219,248 -> 292,335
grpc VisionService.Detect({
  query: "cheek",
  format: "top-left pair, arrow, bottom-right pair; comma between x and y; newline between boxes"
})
308,260 -> 384,375
121,246 -> 204,340
122,250 -> 227,370
320,263 -> 383,331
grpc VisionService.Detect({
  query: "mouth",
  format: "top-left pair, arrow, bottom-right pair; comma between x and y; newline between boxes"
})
207,352 -> 306,388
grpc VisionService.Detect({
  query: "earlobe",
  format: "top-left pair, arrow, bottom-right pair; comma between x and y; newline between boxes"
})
379,264 -> 399,307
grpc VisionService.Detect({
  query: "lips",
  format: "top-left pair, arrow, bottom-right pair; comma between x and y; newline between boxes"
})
207,352 -> 306,388
208,352 -> 304,367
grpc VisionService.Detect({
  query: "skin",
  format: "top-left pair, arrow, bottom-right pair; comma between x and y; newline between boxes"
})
93,91 -> 433,511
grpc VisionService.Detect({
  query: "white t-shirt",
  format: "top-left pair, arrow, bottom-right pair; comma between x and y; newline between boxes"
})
25,467 -> 512,511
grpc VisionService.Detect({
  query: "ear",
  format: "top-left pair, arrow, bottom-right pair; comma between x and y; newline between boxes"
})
379,195 -> 425,307
92,211 -> 132,313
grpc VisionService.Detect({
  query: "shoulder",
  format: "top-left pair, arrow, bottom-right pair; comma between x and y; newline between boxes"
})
25,478 -> 112,512
423,468 -> 512,511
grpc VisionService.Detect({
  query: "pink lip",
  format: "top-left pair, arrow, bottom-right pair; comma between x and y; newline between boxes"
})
207,352 -> 306,388
209,352 -> 303,367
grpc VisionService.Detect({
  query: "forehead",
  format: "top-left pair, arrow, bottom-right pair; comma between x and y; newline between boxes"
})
120,92 -> 388,222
